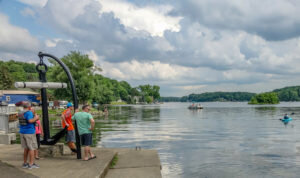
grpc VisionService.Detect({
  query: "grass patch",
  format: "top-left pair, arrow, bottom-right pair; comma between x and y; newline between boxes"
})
110,101 -> 127,105
110,154 -> 118,168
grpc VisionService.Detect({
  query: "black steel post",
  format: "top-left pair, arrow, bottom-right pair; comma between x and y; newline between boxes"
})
38,68 -> 50,141
38,52 -> 81,159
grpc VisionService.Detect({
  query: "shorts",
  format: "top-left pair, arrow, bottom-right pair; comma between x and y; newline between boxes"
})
36,134 -> 40,149
66,130 -> 76,143
20,134 -> 38,150
80,133 -> 92,146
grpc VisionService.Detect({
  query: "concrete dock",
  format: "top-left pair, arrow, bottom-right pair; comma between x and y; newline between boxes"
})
106,149 -> 162,178
0,144 -> 162,178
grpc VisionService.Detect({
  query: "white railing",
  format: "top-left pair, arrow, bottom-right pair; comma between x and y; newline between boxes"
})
0,106 -> 16,114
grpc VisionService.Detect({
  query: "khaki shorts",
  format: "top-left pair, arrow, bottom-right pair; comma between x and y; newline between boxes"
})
20,134 -> 38,150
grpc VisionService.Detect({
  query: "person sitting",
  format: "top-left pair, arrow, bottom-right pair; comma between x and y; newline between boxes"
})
284,114 -> 289,120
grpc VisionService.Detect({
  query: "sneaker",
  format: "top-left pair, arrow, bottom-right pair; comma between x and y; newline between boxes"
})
28,163 -> 40,169
22,163 -> 29,168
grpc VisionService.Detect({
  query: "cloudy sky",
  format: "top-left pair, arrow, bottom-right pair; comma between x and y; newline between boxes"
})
1,0 -> 300,96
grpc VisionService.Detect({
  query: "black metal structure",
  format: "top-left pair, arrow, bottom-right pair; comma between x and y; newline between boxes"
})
37,52 -> 81,159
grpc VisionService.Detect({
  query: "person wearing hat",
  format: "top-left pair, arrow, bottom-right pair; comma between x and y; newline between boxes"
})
19,102 -> 40,169
61,102 -> 77,154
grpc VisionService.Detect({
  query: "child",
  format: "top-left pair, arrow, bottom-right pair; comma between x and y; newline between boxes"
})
31,107 -> 43,159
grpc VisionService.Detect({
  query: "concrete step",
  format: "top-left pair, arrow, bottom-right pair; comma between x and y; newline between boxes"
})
0,144 -> 117,178
105,148 -> 162,178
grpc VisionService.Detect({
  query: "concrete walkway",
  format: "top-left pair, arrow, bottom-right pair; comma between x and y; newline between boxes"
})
105,148 -> 162,178
0,145 -> 162,178
0,160 -> 38,178
0,144 -> 116,178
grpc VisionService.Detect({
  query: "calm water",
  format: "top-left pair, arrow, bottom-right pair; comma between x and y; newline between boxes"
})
94,102 -> 300,178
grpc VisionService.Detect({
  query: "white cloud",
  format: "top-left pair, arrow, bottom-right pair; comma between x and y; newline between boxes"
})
176,0 -> 300,41
176,85 -> 207,91
98,0 -> 182,37
102,60 -> 183,80
45,38 -> 73,48
0,13 -> 39,53
18,0 -> 48,7
9,0 -> 300,96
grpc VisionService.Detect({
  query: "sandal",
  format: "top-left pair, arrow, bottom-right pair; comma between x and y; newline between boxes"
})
88,155 -> 97,160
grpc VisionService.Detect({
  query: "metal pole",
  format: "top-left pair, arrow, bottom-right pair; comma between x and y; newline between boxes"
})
37,66 -> 50,142
38,52 -> 81,159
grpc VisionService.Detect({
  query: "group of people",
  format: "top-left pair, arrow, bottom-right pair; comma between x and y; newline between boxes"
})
19,101 -> 97,169
62,103 -> 96,161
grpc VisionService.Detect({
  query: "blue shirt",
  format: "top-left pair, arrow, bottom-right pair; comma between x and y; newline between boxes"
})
19,111 -> 36,134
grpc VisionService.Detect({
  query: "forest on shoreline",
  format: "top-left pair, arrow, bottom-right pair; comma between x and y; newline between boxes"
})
160,86 -> 300,104
0,51 -> 160,104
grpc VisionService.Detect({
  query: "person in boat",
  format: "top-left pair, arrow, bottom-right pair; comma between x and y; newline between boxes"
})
284,114 -> 289,120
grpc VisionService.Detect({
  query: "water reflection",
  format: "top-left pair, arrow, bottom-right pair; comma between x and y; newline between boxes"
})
63,102 -> 300,177
93,105 -> 161,147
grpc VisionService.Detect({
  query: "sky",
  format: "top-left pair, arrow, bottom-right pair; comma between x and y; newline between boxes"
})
1,0 -> 300,96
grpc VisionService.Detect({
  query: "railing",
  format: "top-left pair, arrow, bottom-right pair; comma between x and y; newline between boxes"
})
0,106 -> 18,133
0,106 -> 16,114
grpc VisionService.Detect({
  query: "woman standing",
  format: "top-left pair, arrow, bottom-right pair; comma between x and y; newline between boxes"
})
34,110 -> 43,159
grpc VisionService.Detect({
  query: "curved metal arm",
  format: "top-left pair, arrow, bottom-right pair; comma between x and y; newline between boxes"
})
38,52 -> 78,109
38,52 -> 81,159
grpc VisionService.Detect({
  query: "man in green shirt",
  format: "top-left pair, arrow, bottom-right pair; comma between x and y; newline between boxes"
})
72,105 -> 96,161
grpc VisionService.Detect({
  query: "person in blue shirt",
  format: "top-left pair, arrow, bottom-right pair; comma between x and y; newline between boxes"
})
284,114 -> 289,120
19,102 -> 40,169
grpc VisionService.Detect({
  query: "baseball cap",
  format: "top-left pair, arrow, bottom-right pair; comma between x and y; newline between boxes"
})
67,102 -> 73,108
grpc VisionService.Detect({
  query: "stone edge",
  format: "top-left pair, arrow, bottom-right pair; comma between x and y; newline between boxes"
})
99,152 -> 118,178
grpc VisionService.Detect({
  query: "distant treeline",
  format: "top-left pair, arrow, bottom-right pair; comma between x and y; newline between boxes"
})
0,51 -> 160,104
160,86 -> 300,103
273,86 -> 300,101
160,92 -> 255,102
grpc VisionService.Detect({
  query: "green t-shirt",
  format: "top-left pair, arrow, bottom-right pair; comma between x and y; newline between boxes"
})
72,112 -> 93,135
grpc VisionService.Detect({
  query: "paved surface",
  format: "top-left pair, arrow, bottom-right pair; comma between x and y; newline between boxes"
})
0,145 -> 162,178
105,149 -> 162,178
0,144 -> 116,178
0,160 -> 38,178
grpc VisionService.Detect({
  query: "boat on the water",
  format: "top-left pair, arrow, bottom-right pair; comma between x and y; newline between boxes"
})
188,104 -> 203,109
280,117 -> 292,124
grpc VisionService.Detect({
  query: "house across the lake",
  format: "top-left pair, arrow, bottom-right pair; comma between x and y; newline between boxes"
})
0,90 -> 40,105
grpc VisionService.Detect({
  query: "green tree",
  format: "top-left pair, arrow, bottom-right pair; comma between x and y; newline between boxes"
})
249,92 -> 279,104
92,74 -> 115,104
0,64 -> 14,89
49,51 -> 96,103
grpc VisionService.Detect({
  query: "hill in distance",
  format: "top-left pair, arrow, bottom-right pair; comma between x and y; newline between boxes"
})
160,86 -> 300,102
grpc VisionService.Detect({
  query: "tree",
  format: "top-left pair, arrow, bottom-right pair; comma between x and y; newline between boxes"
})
248,92 -> 279,104
152,85 -> 160,100
0,64 -> 14,89
49,51 -> 95,103
0,54 -> 161,105
92,74 -> 115,104
137,84 -> 160,103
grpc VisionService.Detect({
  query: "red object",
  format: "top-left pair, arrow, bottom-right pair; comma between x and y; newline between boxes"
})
15,101 -> 24,106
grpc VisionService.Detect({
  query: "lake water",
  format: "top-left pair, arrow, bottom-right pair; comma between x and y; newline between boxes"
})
95,102 -> 300,178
